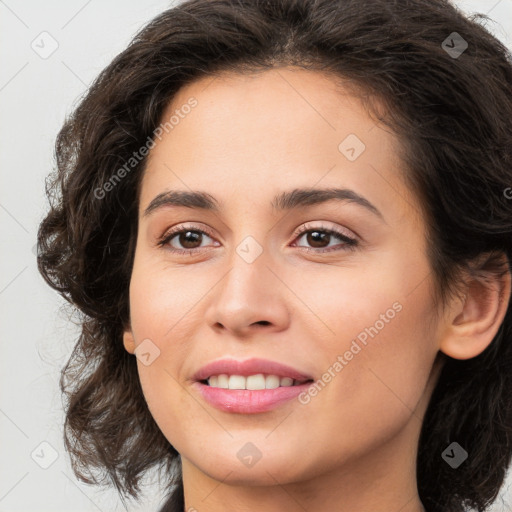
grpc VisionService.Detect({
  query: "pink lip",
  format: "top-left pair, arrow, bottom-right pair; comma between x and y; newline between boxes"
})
192,381 -> 314,414
193,357 -> 313,382
191,357 -> 314,414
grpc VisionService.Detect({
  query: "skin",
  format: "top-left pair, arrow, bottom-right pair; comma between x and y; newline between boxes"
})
123,67 -> 511,512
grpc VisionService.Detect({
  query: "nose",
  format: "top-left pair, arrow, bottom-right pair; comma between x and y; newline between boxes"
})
204,247 -> 290,338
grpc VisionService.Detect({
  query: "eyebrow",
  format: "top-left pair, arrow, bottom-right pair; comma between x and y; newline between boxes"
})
143,187 -> 384,221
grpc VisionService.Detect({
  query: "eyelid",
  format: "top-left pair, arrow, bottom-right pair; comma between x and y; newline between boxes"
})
292,221 -> 357,241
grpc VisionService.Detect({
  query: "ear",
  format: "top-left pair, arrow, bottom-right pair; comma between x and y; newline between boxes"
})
123,326 -> 136,355
439,253 -> 511,360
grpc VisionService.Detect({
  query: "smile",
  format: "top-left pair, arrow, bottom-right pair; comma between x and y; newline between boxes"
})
204,373 -> 310,390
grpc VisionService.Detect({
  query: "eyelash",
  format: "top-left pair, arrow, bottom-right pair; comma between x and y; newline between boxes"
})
156,223 -> 359,255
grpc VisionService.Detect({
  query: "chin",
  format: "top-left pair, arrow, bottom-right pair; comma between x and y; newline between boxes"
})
187,444 -> 312,486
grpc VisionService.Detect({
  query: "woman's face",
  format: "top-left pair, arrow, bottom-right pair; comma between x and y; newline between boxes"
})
123,67 -> 443,498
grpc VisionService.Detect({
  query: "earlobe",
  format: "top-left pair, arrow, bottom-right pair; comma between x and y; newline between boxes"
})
440,258 -> 511,360
123,329 -> 136,354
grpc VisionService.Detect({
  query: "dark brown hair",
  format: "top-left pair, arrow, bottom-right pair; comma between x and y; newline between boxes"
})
37,0 -> 512,511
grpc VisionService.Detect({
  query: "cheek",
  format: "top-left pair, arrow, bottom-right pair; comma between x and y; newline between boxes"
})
312,307 -> 434,469
289,255 -> 436,445
128,258 -> 207,341
125,264 -> 184,404
288,248 -> 433,364
126,259 -> 221,431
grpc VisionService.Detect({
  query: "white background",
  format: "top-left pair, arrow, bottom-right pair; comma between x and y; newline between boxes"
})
1,1 -> 511,511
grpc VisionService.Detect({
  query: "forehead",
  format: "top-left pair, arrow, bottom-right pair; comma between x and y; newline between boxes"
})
150,67 -> 385,163
140,67 -> 421,228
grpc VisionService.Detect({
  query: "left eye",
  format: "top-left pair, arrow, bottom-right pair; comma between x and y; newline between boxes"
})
292,227 -> 358,252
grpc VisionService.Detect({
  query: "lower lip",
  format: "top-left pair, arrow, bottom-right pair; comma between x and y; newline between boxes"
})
193,381 -> 313,414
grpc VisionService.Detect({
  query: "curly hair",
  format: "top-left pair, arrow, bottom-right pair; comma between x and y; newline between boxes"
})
36,0 -> 512,511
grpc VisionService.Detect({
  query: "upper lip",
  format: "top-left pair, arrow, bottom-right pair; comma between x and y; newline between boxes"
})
193,358 -> 314,382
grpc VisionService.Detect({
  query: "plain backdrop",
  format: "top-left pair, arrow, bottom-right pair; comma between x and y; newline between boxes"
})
1,1 -> 512,511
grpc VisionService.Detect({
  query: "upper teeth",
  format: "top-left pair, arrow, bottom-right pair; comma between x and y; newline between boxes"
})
207,374 -> 296,390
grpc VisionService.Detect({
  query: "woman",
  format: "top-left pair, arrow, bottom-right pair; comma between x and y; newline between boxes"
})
37,0 -> 512,511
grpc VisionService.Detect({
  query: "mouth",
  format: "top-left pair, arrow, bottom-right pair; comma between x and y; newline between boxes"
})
192,358 -> 315,414
199,374 -> 313,390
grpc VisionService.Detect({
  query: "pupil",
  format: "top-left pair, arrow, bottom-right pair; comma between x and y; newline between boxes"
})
180,231 -> 201,248
308,231 -> 329,248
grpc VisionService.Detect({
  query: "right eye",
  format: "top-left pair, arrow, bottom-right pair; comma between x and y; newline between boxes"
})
157,224 -> 219,254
